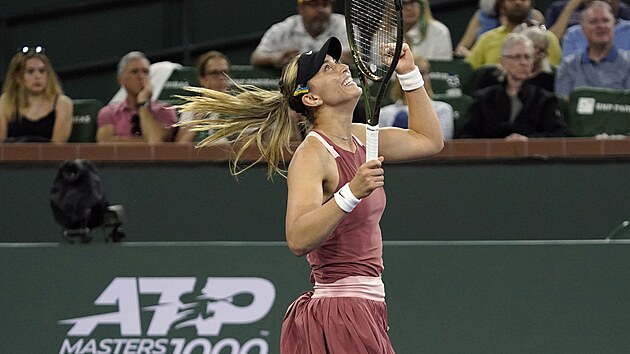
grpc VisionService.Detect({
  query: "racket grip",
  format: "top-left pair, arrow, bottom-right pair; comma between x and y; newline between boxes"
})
365,125 -> 379,162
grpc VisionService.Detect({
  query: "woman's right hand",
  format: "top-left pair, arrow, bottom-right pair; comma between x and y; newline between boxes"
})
348,156 -> 385,199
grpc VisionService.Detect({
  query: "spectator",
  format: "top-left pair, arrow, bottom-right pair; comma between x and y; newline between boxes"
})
458,33 -> 567,139
175,51 -> 231,143
250,0 -> 352,69
0,46 -> 73,143
555,1 -> 630,98
380,54 -> 453,139
545,0 -> 630,40
455,0 -> 544,58
562,17 -> 630,57
475,24 -> 556,92
466,0 -> 562,69
402,0 -> 453,60
96,51 -> 177,143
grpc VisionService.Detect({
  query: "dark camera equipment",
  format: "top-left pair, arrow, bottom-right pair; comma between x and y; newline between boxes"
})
50,159 -> 125,243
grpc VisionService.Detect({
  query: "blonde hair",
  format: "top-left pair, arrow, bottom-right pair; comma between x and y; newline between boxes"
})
177,56 -> 302,178
409,0 -> 436,40
500,33 -> 533,56
1,51 -> 63,119
516,26 -> 548,52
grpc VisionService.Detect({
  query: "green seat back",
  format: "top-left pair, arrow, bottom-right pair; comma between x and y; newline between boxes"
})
158,67 -> 198,103
567,87 -> 630,137
429,59 -> 475,97
433,94 -> 473,136
69,99 -> 103,142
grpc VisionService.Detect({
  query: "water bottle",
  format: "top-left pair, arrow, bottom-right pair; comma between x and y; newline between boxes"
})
445,72 -> 462,97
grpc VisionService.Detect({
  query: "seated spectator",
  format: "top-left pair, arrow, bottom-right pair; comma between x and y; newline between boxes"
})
0,47 -> 73,143
403,0 -> 453,61
380,54 -> 454,140
466,0 -> 562,69
562,17 -> 630,57
455,0 -> 544,58
545,0 -> 630,40
458,33 -> 568,140
175,51 -> 231,143
555,1 -> 630,98
96,51 -> 177,143
474,24 -> 556,92
250,0 -> 351,69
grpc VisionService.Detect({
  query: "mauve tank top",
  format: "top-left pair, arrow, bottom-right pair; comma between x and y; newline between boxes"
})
306,131 -> 387,285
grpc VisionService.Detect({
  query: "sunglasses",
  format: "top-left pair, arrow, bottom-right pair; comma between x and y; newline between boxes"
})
18,46 -> 45,55
131,114 -> 142,137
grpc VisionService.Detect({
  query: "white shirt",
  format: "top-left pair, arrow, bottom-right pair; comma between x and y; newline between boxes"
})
379,99 -> 454,140
406,20 -> 453,61
254,14 -> 350,54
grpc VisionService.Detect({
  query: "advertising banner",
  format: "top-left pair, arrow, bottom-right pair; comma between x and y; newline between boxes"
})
1,243 -> 310,354
4,241 -> 630,353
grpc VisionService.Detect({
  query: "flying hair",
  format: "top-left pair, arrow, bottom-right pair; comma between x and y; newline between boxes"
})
176,56 -> 302,178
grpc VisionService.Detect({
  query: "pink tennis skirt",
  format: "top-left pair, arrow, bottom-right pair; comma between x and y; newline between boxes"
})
280,291 -> 396,353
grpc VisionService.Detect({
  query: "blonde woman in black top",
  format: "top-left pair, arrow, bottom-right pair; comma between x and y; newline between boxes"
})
0,47 -> 73,143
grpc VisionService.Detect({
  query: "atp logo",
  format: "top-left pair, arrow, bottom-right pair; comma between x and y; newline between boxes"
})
59,277 -> 276,337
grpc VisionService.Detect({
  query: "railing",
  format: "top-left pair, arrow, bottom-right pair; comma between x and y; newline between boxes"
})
2,138 -> 630,164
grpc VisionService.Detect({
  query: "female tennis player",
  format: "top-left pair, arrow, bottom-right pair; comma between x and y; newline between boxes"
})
179,37 -> 443,353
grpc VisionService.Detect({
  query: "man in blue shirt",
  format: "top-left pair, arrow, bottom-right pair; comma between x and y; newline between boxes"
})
555,1 -> 630,98
562,19 -> 630,57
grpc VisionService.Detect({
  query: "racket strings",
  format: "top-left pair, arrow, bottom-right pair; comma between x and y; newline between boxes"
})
348,0 -> 399,79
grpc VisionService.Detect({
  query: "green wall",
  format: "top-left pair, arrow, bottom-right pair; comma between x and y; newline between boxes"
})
2,160 -> 630,243
0,0 -> 480,104
3,0 -> 629,103
2,241 -> 630,353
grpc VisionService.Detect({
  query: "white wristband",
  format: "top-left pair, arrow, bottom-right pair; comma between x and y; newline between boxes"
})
334,183 -> 361,213
397,66 -> 425,91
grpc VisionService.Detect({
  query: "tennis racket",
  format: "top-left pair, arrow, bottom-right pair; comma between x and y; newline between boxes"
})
345,0 -> 404,161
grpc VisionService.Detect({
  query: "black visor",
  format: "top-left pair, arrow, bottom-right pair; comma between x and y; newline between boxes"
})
290,37 -> 342,114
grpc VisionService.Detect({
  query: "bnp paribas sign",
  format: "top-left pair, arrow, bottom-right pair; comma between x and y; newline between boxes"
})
58,277 -> 276,354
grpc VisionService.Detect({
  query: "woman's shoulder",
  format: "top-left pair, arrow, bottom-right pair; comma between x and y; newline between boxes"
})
57,94 -> 73,106
294,132 -> 332,160
289,132 -> 338,178
429,19 -> 451,34
531,9 -> 544,23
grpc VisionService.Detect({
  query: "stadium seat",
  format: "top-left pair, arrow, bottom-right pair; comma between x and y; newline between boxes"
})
69,99 -> 103,142
433,93 -> 473,136
158,66 -> 198,103
566,87 -> 630,137
428,59 -> 475,96
230,65 -> 281,90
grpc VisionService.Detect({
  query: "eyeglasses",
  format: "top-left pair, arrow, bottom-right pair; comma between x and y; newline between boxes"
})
502,54 -> 533,62
203,70 -> 230,78
18,46 -> 45,54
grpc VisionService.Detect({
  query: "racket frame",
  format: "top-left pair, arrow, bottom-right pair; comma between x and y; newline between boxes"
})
345,0 -> 404,160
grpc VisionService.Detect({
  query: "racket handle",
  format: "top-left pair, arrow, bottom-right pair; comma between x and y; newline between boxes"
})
365,125 -> 379,162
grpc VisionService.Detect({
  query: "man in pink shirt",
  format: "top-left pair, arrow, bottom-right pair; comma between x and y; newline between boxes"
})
97,51 -> 176,142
